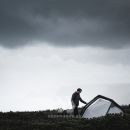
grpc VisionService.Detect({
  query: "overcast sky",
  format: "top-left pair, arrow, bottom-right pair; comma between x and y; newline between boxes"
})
0,0 -> 130,112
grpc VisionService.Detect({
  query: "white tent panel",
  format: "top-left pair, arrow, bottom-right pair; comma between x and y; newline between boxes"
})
108,106 -> 123,114
83,98 -> 111,119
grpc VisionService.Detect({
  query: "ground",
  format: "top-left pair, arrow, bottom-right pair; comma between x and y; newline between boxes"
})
0,105 -> 130,130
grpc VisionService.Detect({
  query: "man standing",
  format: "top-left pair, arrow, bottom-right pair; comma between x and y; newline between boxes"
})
71,88 -> 87,117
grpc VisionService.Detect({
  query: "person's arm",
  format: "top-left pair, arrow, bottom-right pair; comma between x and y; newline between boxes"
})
79,95 -> 87,104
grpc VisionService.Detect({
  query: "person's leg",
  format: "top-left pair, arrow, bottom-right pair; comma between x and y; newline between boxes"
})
74,106 -> 79,117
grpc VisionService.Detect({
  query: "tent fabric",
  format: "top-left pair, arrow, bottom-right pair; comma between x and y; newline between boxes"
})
108,106 -> 123,114
81,95 -> 124,119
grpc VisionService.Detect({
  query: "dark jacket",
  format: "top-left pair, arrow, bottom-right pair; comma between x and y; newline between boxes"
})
71,91 -> 86,106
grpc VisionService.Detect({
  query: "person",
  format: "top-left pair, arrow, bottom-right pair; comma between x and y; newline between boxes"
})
71,88 -> 87,117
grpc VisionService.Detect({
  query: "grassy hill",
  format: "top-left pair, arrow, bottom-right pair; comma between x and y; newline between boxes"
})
0,105 -> 130,130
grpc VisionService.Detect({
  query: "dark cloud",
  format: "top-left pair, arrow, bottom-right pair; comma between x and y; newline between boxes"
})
0,0 -> 130,48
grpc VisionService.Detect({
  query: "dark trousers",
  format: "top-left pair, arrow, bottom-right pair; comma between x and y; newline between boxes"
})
74,106 -> 79,117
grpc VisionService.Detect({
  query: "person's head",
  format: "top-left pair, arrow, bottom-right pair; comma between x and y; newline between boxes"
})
77,88 -> 82,93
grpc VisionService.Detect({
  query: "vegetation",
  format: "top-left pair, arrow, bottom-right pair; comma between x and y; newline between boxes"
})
0,105 -> 130,130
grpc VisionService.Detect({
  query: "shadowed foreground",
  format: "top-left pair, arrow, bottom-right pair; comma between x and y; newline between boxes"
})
0,105 -> 130,130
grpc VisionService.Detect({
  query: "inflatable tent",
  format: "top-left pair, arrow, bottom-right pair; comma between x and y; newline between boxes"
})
81,95 -> 124,119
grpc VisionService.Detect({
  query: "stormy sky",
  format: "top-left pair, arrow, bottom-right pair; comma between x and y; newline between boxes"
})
0,0 -> 130,111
